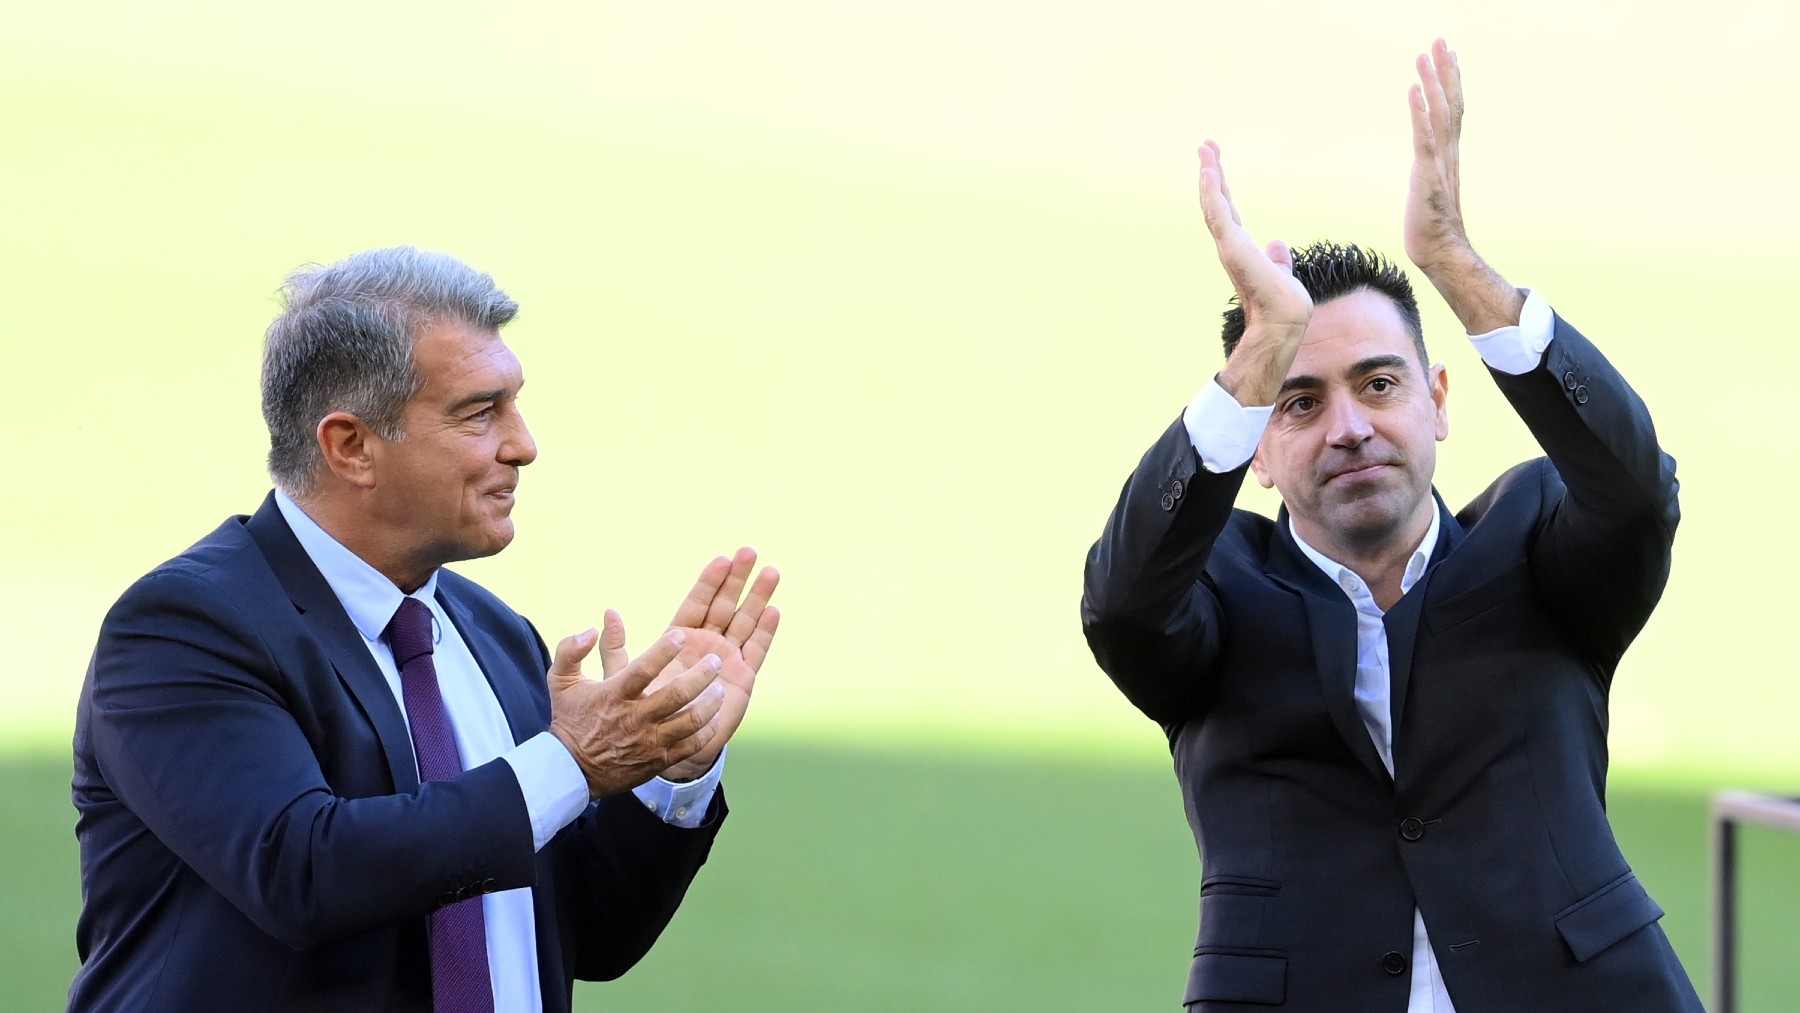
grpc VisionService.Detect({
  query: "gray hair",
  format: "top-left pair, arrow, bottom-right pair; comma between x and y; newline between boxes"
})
261,247 -> 519,494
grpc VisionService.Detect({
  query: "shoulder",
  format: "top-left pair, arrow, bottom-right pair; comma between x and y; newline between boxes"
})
1455,457 -> 1559,530
107,513 -> 280,622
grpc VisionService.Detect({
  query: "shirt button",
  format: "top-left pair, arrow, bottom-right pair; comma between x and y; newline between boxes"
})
1382,951 -> 1408,976
1399,817 -> 1426,841
675,806 -> 689,819
643,798 -> 656,811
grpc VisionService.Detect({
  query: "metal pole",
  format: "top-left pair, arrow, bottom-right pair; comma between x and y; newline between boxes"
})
1708,791 -> 1800,1013
1712,813 -> 1736,1013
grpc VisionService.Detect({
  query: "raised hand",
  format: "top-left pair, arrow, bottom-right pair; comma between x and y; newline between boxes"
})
546,626 -> 727,799
1200,140 -> 1313,407
1404,38 -> 1471,274
1401,39 -> 1523,332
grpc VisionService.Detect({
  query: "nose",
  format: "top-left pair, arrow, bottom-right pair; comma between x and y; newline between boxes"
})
502,408 -> 538,467
1324,394 -> 1374,450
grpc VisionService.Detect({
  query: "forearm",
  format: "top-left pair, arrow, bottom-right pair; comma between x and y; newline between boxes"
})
1420,247 -> 1526,335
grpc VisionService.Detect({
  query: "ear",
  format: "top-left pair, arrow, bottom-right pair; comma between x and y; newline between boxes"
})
1249,446 -> 1275,489
1429,363 -> 1450,442
317,412 -> 379,490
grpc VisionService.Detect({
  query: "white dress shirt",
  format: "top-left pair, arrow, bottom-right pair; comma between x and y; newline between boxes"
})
274,490 -> 722,1012
1180,289 -> 1554,1013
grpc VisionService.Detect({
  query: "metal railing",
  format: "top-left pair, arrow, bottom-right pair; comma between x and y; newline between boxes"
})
1710,791 -> 1800,1012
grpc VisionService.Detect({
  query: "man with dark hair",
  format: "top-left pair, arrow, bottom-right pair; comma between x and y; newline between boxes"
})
1082,42 -> 1701,1010
71,247 -> 781,1011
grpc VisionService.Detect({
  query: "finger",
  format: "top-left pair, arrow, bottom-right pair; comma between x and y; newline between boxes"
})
604,628 -> 688,699
661,708 -> 723,764
598,608 -> 630,679
641,654 -> 725,721
742,605 -> 781,673
723,566 -> 781,647
1408,83 -> 1433,158
702,547 -> 758,632
547,628 -> 600,692
1198,140 -> 1241,227
1416,51 -> 1452,147
1435,39 -> 1463,138
657,679 -> 727,747
669,555 -> 733,630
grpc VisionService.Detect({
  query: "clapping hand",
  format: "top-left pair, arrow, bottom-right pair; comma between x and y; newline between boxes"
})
601,548 -> 780,783
1200,140 -> 1314,407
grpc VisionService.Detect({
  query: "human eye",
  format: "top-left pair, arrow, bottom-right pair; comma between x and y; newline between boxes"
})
1366,376 -> 1398,396
1281,394 -> 1318,416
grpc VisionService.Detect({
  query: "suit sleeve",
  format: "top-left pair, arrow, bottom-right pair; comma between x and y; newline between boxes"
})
1081,414 -> 1249,725
499,620 -> 725,983
1490,313 -> 1680,669
84,569 -> 539,952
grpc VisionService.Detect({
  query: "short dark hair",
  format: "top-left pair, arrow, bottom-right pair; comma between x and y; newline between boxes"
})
261,247 -> 519,494
1220,242 -> 1425,367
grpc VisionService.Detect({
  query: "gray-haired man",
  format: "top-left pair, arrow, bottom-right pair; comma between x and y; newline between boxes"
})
71,247 -> 780,1011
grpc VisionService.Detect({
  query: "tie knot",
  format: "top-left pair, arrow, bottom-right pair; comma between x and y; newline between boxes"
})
387,597 -> 436,668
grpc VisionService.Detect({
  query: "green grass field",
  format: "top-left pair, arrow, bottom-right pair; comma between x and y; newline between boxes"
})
8,745 -> 1800,1009
4,2 -> 1798,1008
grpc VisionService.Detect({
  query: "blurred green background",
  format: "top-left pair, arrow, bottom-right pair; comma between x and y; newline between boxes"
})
3,1 -> 1797,1008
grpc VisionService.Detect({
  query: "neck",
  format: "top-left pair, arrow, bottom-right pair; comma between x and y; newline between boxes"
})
1295,501 -> 1437,611
285,486 -> 434,593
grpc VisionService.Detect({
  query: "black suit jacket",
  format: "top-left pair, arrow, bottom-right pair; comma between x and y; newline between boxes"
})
1082,317 -> 1701,1011
70,494 -> 723,1011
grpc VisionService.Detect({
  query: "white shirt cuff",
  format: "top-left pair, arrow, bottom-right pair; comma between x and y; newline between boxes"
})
502,731 -> 593,852
1468,287 -> 1554,375
631,746 -> 726,829
1183,375 -> 1273,473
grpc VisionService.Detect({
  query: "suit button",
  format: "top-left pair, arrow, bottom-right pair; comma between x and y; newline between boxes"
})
1563,370 -> 1578,391
481,878 -> 498,893
436,890 -> 457,907
1382,951 -> 1408,976
1160,492 -> 1176,512
1573,384 -> 1589,405
1170,479 -> 1185,499
1399,817 -> 1425,841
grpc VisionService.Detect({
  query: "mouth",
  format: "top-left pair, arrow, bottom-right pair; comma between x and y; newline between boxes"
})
1325,463 -> 1393,484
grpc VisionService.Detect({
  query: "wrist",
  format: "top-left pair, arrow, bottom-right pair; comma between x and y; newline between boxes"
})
1218,325 -> 1306,407
548,720 -> 601,799
1418,249 -> 1524,334
661,750 -> 719,784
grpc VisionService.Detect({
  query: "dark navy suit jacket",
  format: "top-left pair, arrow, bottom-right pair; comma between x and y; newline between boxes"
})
1082,317 -> 1702,1011
71,494 -> 723,1011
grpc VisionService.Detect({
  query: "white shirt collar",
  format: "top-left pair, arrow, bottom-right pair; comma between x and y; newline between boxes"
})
273,488 -> 440,644
1289,503 -> 1441,604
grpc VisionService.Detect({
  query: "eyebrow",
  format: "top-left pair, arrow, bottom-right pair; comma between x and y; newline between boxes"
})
1277,354 -> 1414,395
447,380 -> 522,415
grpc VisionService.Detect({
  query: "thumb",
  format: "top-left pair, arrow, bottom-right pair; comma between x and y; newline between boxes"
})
1265,239 -> 1293,272
548,628 -> 600,692
598,608 -> 631,679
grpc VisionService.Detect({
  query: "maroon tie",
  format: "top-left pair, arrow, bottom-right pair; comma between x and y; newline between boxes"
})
387,596 -> 496,1013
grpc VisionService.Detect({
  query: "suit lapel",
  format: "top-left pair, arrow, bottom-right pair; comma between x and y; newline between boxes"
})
437,588 -> 540,746
1386,494 -> 1465,773
244,493 -> 420,793
1265,516 -> 1394,787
